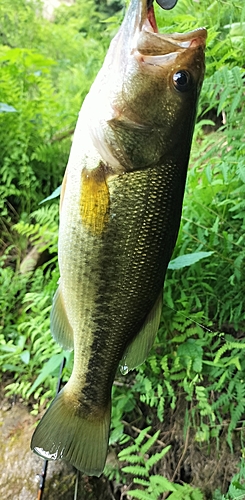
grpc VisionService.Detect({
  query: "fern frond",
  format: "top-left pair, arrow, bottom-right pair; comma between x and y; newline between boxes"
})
214,341 -> 245,364
118,443 -> 138,458
149,473 -> 175,492
168,483 -> 204,500
227,382 -> 245,449
140,430 -> 160,456
122,465 -> 149,477
146,445 -> 171,470
160,355 -> 169,376
211,391 -> 231,412
133,479 -> 150,487
126,489 -> 154,500
135,427 -> 152,447
123,455 -> 145,465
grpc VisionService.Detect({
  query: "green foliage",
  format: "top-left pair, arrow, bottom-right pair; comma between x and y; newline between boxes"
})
132,304 -> 245,451
0,45 -> 67,219
0,263 -> 60,402
213,459 -> 245,499
0,0 -> 116,224
14,204 -> 59,258
118,428 -> 203,499
168,251 -> 214,270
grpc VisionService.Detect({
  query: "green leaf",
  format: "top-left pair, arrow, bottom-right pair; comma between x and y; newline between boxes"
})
135,427 -> 152,447
126,489 -> 154,500
177,340 -> 203,373
140,430 -> 160,456
109,424 -> 124,445
122,465 -> 149,477
39,185 -> 61,204
0,102 -> 18,112
134,479 -> 151,487
168,252 -> 214,270
150,474 -> 176,492
123,455 -> 144,465
118,444 -> 138,458
3,364 -> 22,372
27,352 -> 64,396
232,481 -> 245,491
20,350 -> 30,364
146,445 -> 172,469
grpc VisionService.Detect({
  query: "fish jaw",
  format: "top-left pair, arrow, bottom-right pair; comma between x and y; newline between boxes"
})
86,0 -> 207,172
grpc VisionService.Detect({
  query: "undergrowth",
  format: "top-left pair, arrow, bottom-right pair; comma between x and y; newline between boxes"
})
117,427 -> 204,499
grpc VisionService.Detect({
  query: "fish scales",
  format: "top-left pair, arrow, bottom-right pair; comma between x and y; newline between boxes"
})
65,162 -> 179,402
31,0 -> 206,476
82,163 -> 181,392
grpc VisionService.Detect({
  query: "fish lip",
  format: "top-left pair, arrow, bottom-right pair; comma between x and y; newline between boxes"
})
136,28 -> 207,62
134,0 -> 207,61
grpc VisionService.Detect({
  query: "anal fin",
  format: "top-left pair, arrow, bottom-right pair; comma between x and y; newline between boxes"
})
121,292 -> 163,372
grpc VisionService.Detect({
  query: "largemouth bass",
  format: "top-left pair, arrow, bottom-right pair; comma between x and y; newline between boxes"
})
31,0 -> 206,476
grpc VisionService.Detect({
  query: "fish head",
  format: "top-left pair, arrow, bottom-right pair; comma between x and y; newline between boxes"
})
87,0 -> 207,172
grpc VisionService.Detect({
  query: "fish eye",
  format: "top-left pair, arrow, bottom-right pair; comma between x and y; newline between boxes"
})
173,70 -> 192,92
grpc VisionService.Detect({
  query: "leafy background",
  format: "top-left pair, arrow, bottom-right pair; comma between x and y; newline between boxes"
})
0,0 -> 245,498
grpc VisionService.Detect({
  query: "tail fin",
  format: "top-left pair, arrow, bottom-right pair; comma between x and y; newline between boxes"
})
31,387 -> 111,476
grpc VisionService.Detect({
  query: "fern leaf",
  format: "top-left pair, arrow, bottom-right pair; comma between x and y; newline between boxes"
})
227,383 -> 245,449
122,465 -> 149,477
160,355 -> 169,375
190,488 -> 204,500
135,427 -> 152,447
168,492 -> 191,499
168,483 -> 204,500
214,341 -> 245,364
150,474 -> 176,492
118,444 -> 138,458
126,489 -> 155,500
163,379 -> 175,400
140,430 -> 160,456
134,479 -> 151,487
157,394 -> 165,422
229,88 -> 243,119
124,455 -> 145,465
146,445 -> 171,469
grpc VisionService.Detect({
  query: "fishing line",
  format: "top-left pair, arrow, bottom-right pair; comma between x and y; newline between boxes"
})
36,356 -> 66,500
37,460 -> 48,500
164,303 -> 214,333
74,469 -> 79,500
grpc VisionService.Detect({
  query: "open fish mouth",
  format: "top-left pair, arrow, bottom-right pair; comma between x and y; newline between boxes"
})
126,0 -> 207,64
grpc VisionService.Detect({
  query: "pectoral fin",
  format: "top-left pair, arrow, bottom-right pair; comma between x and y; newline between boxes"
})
80,163 -> 110,235
120,292 -> 163,372
50,286 -> 74,351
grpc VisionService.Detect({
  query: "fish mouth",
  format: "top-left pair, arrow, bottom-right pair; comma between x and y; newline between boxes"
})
129,0 -> 207,63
